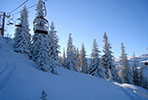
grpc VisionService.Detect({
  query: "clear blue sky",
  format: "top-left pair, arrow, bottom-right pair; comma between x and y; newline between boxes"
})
0,0 -> 148,58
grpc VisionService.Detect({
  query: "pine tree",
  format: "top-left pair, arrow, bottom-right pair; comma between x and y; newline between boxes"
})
31,0 -> 56,74
101,32 -> 115,81
48,22 -> 60,66
31,34 -> 56,73
13,6 -> 31,56
61,48 -> 67,68
132,53 -> 139,85
80,44 -> 88,73
59,56 -> 63,65
76,48 -> 81,71
40,90 -> 47,100
65,33 -> 77,71
59,48 -> 66,68
118,43 -> 133,84
89,39 -> 105,78
135,66 -> 143,86
133,53 -> 137,69
142,74 -> 148,89
140,66 -> 148,89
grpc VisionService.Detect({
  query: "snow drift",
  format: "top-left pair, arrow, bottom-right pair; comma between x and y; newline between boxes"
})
0,37 -> 148,100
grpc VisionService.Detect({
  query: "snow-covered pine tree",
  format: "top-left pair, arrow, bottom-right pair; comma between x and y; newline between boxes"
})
13,6 -> 31,56
59,49 -> 66,67
65,33 -> 77,71
59,55 -> 63,65
139,66 -> 148,89
89,39 -> 105,78
132,53 -> 139,85
142,74 -> 148,89
133,53 -> 137,68
101,32 -> 116,81
48,22 -> 60,66
61,48 -> 67,68
76,48 -> 81,71
80,44 -> 88,74
118,43 -> 133,84
31,0 -> 56,74
40,90 -> 47,100
134,66 -> 144,86
31,32 -> 57,73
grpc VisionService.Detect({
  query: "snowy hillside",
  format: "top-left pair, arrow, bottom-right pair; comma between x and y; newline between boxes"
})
115,53 -> 148,79
115,54 -> 148,66
0,37 -> 148,100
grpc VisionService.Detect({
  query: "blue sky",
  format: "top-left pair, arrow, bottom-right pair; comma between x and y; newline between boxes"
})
0,0 -> 148,58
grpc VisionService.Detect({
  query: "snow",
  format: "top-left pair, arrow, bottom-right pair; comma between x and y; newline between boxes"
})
115,83 -> 148,100
0,37 -> 148,100
115,53 -> 148,66
115,52 -> 148,80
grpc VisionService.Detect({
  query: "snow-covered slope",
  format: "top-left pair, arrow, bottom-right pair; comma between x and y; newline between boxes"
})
115,53 -> 148,80
115,54 -> 148,66
0,37 -> 148,100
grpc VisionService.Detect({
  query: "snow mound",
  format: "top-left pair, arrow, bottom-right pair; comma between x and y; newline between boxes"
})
0,37 -> 148,100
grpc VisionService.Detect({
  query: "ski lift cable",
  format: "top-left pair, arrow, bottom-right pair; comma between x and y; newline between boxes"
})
27,4 -> 37,9
6,3 -> 38,26
11,0 -> 48,15
6,0 -> 48,26
12,4 -> 37,15
8,0 -> 28,14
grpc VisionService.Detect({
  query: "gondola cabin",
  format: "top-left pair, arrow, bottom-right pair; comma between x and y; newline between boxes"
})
33,17 -> 49,34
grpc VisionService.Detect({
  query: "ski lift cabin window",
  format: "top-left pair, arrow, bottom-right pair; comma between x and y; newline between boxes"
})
33,17 -> 49,34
